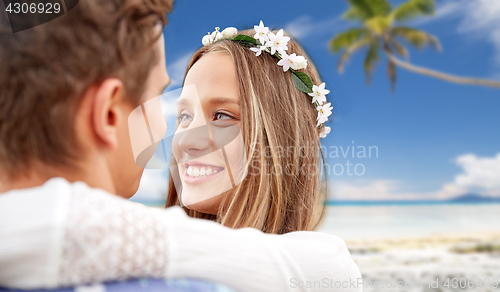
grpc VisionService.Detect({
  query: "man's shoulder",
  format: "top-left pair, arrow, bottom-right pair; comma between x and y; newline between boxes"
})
0,176 -> 186,231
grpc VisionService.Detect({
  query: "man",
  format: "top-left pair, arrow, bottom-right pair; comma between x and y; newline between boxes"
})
0,0 -> 362,291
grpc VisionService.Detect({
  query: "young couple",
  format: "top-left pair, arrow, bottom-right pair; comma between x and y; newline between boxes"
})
0,0 -> 361,291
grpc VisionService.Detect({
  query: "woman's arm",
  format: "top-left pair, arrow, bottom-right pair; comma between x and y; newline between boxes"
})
59,185 -> 362,292
161,207 -> 362,292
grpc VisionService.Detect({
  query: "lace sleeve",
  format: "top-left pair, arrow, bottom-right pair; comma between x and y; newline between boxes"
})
58,186 -> 169,286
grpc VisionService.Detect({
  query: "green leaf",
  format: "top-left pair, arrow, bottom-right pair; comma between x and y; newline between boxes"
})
343,0 -> 392,21
232,35 -> 258,44
329,28 -> 368,53
390,26 -> 441,51
389,40 -> 409,60
365,16 -> 392,35
364,40 -> 380,84
236,41 -> 259,47
291,70 -> 313,93
390,0 -> 435,22
337,36 -> 371,73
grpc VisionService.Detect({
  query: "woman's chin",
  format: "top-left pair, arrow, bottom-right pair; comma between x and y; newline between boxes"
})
182,200 -> 218,215
181,191 -> 227,214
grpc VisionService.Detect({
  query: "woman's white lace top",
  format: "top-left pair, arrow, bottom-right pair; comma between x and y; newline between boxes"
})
0,178 -> 362,292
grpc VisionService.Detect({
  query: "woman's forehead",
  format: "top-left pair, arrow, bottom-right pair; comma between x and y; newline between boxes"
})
182,52 -> 240,104
185,52 -> 235,84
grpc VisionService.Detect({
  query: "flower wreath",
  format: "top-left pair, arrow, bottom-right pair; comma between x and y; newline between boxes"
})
201,21 -> 332,138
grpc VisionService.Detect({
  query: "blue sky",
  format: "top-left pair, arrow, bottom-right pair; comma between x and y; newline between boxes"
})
131,0 -> 500,204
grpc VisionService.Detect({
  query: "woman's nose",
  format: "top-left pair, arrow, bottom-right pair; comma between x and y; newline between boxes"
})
177,117 -> 213,158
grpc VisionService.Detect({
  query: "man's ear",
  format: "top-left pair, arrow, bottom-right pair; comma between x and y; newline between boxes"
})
92,79 -> 125,150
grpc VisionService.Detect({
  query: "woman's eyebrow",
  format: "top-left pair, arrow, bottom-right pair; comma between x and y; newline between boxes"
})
176,96 -> 240,107
206,97 -> 240,106
176,98 -> 190,107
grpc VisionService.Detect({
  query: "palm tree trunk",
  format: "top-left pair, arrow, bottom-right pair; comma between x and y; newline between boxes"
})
385,51 -> 500,89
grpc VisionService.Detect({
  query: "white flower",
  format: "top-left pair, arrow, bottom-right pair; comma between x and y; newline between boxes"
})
277,53 -> 293,72
222,27 -> 238,38
250,45 -> 269,56
211,28 -> 224,42
319,126 -> 331,138
278,53 -> 308,71
308,82 -> 330,104
253,20 -> 270,44
201,28 -> 224,46
265,29 -> 290,55
202,33 -> 212,46
316,102 -> 333,126
294,55 -> 308,70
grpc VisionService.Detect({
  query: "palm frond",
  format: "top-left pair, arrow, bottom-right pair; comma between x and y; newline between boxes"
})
390,40 -> 410,60
391,0 -> 435,22
365,16 -> 391,35
337,36 -> 371,73
364,40 -> 381,84
343,0 -> 392,22
329,27 -> 369,53
387,60 -> 397,91
390,26 -> 441,51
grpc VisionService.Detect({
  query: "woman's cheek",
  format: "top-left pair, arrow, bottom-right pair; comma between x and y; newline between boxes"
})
225,130 -> 247,186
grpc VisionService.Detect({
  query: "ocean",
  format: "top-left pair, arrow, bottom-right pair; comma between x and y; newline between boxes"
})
317,203 -> 500,240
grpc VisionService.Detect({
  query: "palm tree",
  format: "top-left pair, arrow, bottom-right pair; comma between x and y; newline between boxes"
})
329,0 -> 500,90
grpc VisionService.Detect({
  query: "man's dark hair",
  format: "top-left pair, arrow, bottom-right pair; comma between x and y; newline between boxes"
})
0,0 -> 173,177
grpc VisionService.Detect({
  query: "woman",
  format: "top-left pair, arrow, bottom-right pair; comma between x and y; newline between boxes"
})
166,22 -> 332,234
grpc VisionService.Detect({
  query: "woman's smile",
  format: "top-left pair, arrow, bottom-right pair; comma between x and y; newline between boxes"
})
182,161 -> 225,184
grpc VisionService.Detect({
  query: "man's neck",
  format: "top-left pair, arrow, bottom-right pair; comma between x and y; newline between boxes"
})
0,159 -> 116,194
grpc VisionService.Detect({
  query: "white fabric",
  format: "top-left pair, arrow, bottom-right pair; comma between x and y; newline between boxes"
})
0,178 -> 362,292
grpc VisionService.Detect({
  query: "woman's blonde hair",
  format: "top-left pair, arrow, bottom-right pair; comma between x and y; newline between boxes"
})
166,29 -> 328,234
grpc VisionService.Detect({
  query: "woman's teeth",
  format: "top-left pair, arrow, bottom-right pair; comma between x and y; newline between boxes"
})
187,166 -> 220,178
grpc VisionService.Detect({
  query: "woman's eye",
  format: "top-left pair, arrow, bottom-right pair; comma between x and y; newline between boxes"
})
214,112 -> 234,121
177,113 -> 192,123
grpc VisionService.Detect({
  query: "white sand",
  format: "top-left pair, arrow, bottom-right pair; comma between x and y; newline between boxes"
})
344,232 -> 500,292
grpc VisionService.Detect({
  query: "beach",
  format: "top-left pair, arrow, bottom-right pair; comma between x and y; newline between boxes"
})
317,204 -> 500,291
